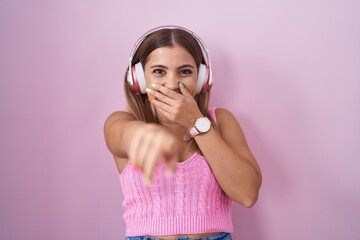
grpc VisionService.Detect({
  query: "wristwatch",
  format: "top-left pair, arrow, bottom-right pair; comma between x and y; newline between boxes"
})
183,116 -> 211,141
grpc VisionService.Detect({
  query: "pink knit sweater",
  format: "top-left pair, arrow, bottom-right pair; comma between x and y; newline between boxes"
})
118,108 -> 233,236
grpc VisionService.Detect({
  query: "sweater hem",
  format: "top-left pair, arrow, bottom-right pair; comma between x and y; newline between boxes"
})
125,215 -> 233,236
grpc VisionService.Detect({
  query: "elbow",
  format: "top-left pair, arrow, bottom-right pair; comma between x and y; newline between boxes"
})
242,177 -> 262,208
229,177 -> 262,208
233,191 -> 259,208
242,195 -> 258,208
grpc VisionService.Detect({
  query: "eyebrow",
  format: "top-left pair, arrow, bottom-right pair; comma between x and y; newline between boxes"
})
150,64 -> 168,69
150,64 -> 195,69
178,64 -> 195,69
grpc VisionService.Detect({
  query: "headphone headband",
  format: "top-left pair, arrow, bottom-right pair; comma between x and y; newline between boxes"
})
128,25 -> 212,74
127,25 -> 213,94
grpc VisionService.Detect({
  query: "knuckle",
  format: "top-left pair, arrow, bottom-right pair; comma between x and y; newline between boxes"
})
162,87 -> 169,95
157,102 -> 164,108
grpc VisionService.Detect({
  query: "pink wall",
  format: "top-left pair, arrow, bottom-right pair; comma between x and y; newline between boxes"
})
1,0 -> 359,239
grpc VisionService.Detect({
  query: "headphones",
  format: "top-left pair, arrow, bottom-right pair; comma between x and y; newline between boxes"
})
126,25 -> 213,95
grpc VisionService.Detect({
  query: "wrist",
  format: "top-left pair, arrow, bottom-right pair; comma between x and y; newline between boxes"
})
183,116 -> 212,141
185,114 -> 204,130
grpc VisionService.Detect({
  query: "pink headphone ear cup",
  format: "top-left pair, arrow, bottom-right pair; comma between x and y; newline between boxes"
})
126,62 -> 146,94
127,65 -> 140,94
196,64 -> 208,94
134,62 -> 147,94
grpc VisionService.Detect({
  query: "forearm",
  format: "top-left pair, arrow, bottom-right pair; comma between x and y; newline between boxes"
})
195,127 -> 262,207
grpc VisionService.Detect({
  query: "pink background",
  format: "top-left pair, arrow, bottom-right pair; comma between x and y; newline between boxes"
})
1,0 -> 359,239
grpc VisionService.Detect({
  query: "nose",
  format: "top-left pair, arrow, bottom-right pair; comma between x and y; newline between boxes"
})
164,72 -> 180,91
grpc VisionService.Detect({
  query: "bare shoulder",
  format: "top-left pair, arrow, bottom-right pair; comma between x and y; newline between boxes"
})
104,111 -> 135,128
214,108 -> 241,130
104,111 -> 136,133
213,107 -> 250,148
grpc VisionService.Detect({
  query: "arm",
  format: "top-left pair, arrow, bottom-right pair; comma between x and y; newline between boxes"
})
103,111 -> 179,183
147,84 -> 262,207
195,108 -> 262,207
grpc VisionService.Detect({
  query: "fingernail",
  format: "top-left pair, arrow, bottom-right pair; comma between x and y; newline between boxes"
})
131,164 -> 140,172
151,83 -> 157,88
144,177 -> 152,186
145,88 -> 152,93
179,82 -> 184,88
148,97 -> 153,102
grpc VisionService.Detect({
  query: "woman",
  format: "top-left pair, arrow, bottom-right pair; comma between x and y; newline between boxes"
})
103,26 -> 262,240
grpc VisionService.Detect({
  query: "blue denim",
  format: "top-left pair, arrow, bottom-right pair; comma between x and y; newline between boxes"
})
125,232 -> 232,240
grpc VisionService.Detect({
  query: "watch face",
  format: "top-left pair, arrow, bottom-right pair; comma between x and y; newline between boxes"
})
195,117 -> 211,132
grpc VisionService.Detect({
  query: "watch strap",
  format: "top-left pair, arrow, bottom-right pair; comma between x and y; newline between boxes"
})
189,126 -> 200,137
183,126 -> 199,141
183,116 -> 211,142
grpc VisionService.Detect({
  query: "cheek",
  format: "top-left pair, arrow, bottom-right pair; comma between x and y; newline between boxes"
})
183,77 -> 198,95
144,71 -> 160,87
145,78 -> 163,89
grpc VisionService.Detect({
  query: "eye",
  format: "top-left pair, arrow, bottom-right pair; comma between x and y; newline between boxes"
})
153,69 -> 165,76
180,69 -> 193,76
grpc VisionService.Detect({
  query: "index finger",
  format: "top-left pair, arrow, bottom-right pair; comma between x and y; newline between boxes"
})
152,83 -> 182,100
142,131 -> 165,186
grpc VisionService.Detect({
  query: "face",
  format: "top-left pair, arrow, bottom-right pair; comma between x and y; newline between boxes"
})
144,44 -> 198,96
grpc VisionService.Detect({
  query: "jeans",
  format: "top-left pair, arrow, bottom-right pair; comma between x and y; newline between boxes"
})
124,232 -> 232,240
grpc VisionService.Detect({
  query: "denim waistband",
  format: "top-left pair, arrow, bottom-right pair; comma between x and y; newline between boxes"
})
125,232 -> 231,240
